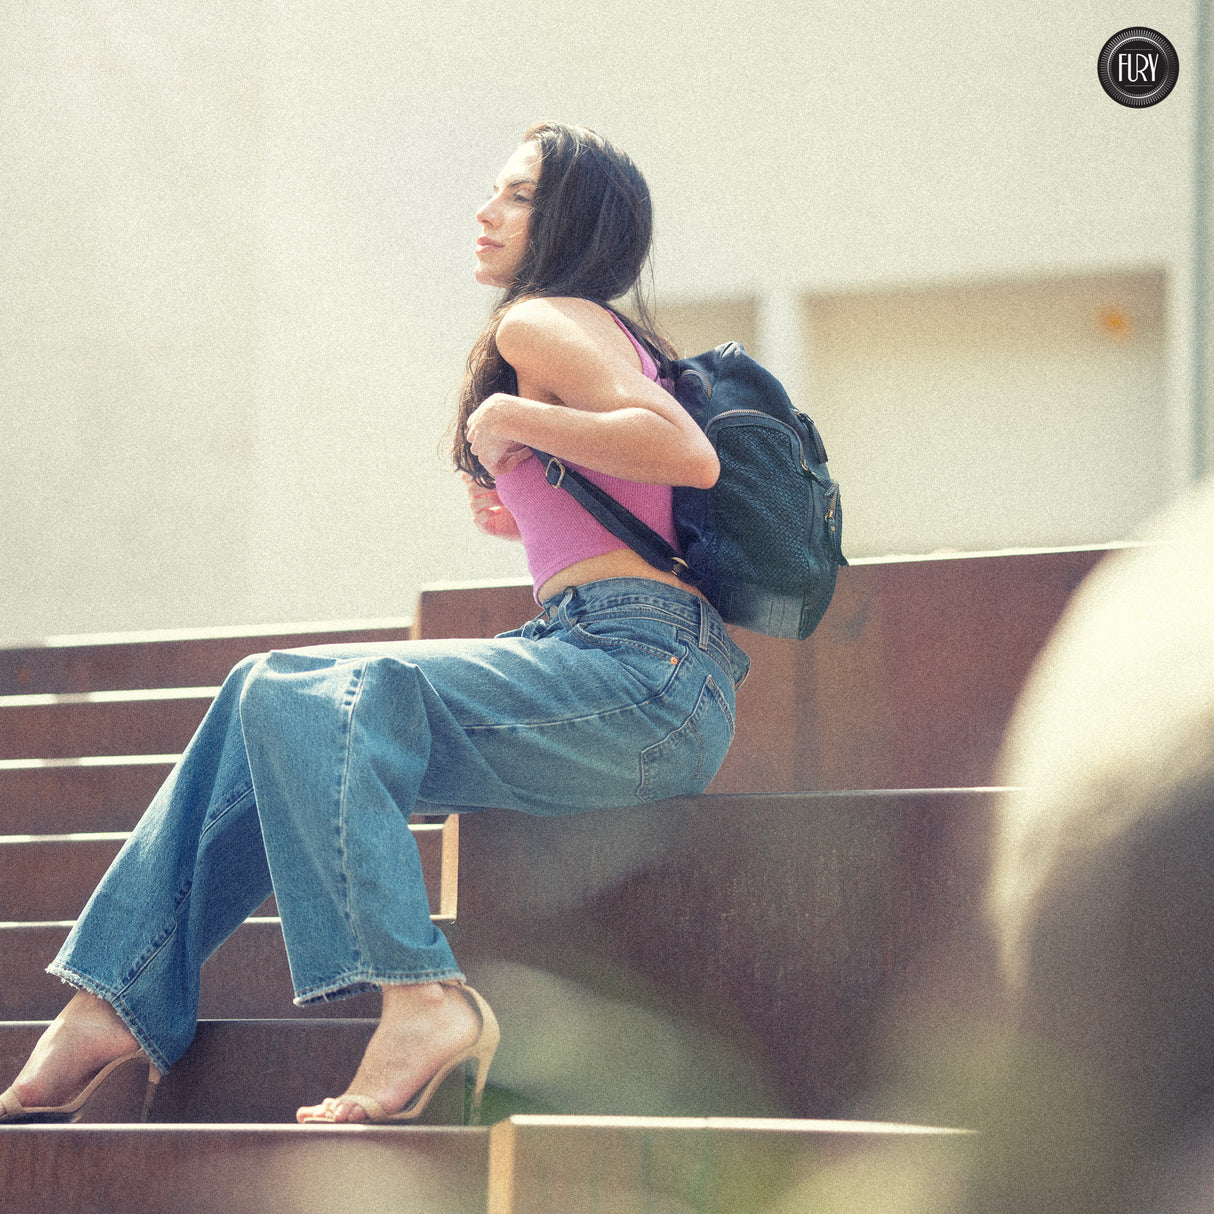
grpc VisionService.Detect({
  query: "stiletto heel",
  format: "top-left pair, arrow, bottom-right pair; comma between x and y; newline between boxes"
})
300,982 -> 500,1126
136,1061 -> 162,1123
0,1049 -> 161,1125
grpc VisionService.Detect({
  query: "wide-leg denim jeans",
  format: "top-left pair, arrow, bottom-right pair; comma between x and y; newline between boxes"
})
48,579 -> 750,1075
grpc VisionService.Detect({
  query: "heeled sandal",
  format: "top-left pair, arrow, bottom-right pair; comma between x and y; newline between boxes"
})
0,1048 -> 161,1125
300,983 -> 500,1127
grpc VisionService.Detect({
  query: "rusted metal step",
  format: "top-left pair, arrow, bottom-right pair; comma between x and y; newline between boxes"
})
0,1019 -> 438,1125
0,819 -> 453,923
0,759 -> 172,834
0,689 -> 214,760
0,1019 -> 355,1124
450,789 -> 1003,1120
0,1122 -> 488,1214
2,548 -> 1109,791
0,921 -> 380,1022
0,620 -> 416,696
487,1114 -> 972,1214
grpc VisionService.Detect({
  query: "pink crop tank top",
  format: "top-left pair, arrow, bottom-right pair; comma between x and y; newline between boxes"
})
493,312 -> 681,600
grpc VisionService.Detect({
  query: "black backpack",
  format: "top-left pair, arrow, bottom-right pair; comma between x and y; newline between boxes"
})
533,341 -> 847,640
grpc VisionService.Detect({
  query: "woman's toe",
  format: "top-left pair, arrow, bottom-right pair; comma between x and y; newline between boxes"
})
296,1096 -> 335,1123
296,1095 -> 370,1124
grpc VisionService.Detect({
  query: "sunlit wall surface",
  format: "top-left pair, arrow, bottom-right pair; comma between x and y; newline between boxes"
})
0,2 -> 1199,640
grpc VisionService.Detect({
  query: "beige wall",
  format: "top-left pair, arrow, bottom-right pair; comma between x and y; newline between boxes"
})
0,1 -> 1199,642
807,270 -> 1170,556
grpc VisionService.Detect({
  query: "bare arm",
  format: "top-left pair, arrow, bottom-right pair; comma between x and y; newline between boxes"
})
465,297 -> 718,487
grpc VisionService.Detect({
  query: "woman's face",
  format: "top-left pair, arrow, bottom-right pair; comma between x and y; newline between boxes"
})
475,141 -> 540,288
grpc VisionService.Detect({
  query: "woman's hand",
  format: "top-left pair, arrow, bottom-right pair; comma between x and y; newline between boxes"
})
463,473 -> 522,541
466,394 -> 533,478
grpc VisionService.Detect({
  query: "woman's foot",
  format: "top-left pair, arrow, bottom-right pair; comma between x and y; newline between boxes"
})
296,982 -> 484,1123
6,991 -> 142,1110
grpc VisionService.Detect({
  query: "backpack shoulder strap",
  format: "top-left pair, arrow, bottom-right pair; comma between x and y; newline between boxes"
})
529,449 -> 697,583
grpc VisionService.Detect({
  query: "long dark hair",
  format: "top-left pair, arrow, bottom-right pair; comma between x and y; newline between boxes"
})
452,121 -> 674,484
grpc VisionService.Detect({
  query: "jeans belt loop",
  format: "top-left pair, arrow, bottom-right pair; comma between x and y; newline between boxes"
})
555,585 -> 577,629
696,595 -> 711,652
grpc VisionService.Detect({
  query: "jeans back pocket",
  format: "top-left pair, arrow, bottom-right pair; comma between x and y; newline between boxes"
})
637,675 -> 735,802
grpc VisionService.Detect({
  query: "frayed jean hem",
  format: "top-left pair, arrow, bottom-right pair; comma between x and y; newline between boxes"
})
45,962 -> 174,1078
292,968 -> 466,1007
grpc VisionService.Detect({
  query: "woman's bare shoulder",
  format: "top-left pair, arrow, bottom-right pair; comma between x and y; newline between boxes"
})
496,297 -> 619,365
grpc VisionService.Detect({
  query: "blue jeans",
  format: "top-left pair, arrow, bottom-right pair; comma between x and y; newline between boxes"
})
48,579 -> 749,1075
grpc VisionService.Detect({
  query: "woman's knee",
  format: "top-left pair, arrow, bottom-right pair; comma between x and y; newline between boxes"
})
235,649 -> 392,730
232,652 -> 284,730
223,651 -> 269,690
205,652 -> 270,724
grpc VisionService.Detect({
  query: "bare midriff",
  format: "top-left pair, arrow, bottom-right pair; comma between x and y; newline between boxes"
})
536,548 -> 704,604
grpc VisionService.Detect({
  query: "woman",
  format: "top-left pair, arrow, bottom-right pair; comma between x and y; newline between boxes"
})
0,121 -> 749,1127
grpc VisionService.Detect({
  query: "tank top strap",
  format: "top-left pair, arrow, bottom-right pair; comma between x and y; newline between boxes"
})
606,310 -> 659,381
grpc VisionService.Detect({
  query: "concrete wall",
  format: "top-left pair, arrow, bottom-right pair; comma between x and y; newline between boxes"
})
0,1 -> 1199,642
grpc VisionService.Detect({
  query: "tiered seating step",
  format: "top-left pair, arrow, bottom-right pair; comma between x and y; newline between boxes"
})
0,920 -> 380,1021
0,1112 -> 972,1214
0,1019 -> 380,1124
0,822 -> 449,924
0,620 -> 416,695
486,1114 -> 972,1213
0,759 -> 172,834
449,788 -> 1002,1120
0,688 -> 214,760
0,1123 -> 488,1214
